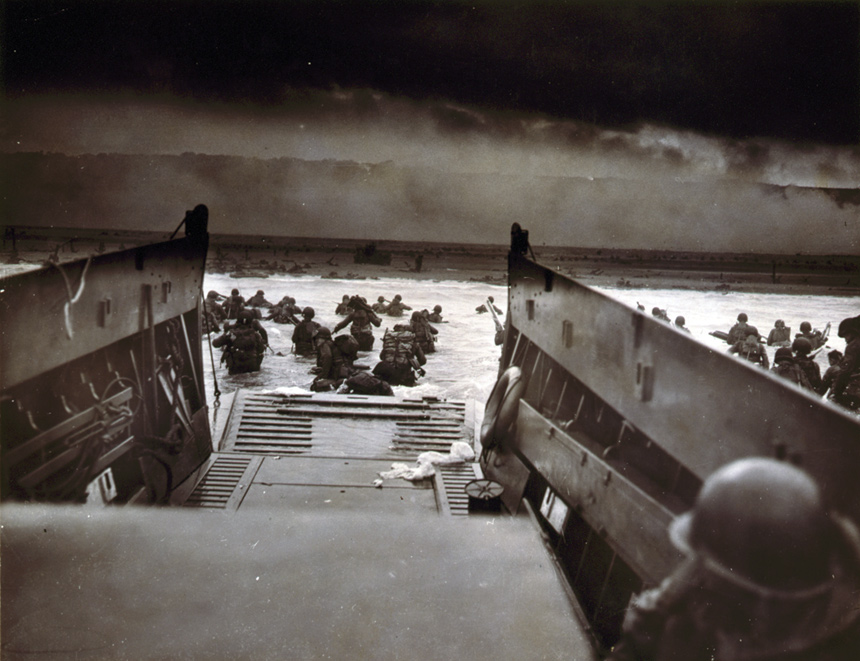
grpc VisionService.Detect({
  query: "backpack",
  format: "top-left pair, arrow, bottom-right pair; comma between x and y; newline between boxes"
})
334,334 -> 360,360
380,330 -> 415,366
229,325 -> 262,370
346,370 -> 393,396
772,362 -> 808,387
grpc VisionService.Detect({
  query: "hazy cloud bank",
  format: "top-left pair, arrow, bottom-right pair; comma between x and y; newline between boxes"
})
3,151 -> 857,254
4,93 -> 859,190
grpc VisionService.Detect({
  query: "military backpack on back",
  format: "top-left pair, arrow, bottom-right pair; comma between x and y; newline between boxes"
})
380,330 -> 415,366
334,334 -> 360,360
229,325 -> 262,370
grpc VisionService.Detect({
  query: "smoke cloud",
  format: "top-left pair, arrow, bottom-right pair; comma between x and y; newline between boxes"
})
2,92 -> 858,254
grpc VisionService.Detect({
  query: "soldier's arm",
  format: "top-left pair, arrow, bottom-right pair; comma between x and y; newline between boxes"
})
333,314 -> 352,333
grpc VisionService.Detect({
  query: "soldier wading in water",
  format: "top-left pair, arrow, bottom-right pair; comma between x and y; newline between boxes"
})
212,310 -> 266,375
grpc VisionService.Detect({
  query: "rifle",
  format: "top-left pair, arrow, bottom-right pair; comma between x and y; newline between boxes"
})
487,298 -> 504,334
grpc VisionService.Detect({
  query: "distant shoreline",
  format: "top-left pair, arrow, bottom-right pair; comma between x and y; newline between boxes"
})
2,227 -> 858,297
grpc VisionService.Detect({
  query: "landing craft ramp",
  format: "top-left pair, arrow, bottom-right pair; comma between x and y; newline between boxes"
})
174,391 -> 483,515
2,390 -> 598,659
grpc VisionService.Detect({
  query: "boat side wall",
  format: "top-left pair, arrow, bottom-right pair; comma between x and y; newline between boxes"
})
0,238 -> 207,390
504,252 -> 860,523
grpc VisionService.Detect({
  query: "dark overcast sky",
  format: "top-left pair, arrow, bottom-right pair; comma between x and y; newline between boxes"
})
4,0 -> 859,146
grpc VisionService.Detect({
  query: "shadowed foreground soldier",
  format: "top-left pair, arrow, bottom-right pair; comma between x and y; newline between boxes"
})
792,337 -> 821,392
771,347 -> 812,389
832,315 -> 860,410
608,458 -> 860,661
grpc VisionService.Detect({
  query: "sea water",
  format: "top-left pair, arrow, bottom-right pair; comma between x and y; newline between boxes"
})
202,273 -> 858,422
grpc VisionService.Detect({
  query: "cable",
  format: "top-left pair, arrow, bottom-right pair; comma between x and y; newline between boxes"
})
205,320 -> 221,407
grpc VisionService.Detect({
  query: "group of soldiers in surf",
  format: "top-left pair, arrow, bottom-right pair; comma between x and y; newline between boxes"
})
203,287 -> 446,395
642,303 -> 691,333
721,311 -> 860,410
640,301 -> 860,411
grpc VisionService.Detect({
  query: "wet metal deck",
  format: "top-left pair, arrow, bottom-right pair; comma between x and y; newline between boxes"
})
179,391 -> 483,516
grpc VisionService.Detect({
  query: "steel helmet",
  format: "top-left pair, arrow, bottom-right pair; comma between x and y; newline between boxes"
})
837,315 -> 860,338
775,319 -> 785,328
433,305 -> 442,313
675,316 -> 685,325
800,321 -> 812,332
237,309 -> 255,322
231,288 -> 240,296
670,458 -> 834,593
792,337 -> 813,355
737,313 -> 748,322
774,347 -> 794,363
314,327 -> 332,340
302,306 -> 315,319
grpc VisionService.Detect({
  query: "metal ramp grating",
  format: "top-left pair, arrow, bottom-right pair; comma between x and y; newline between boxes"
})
222,391 -> 471,461
183,455 -> 260,509
436,463 -> 483,516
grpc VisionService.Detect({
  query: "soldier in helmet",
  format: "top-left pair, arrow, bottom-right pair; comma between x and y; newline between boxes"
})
212,310 -> 266,374
796,321 -> 825,350
409,310 -> 438,354
246,289 -> 273,309
203,290 -> 226,334
832,315 -> 860,410
650,307 -> 670,323
728,328 -> 768,369
311,327 -> 350,391
428,304 -> 444,323
335,295 -> 351,315
673,315 -> 690,333
386,294 -> 412,317
792,336 -> 822,391
609,458 -> 860,660
766,319 -> 791,347
476,296 -> 502,315
819,350 -> 844,398
333,295 -> 382,351
371,296 -> 389,314
771,347 -> 812,389
291,306 -> 320,356
727,313 -> 752,345
223,288 -> 245,320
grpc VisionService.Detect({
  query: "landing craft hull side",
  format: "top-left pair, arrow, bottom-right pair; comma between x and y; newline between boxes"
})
483,237 -> 860,650
1,216 -> 211,504
0,238 -> 207,390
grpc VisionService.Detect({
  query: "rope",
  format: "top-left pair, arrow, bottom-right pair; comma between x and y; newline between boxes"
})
50,256 -> 91,339
205,321 -> 221,407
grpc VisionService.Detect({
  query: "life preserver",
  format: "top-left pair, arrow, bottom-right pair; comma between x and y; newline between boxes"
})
480,366 -> 526,460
